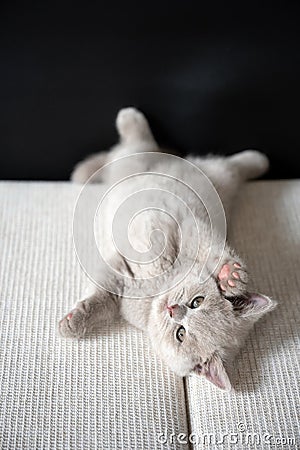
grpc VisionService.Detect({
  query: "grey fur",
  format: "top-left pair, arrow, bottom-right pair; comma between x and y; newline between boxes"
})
59,108 -> 276,390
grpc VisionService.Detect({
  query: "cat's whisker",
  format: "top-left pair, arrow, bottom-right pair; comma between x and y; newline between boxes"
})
173,287 -> 184,306
160,314 -> 171,339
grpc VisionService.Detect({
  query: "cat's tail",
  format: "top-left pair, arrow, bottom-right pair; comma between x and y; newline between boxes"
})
228,150 -> 270,181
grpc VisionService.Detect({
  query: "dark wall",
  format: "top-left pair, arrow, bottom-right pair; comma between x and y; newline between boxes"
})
1,1 -> 300,180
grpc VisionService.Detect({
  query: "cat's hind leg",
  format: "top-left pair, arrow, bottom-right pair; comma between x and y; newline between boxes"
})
71,108 -> 159,183
228,150 -> 269,180
116,107 -> 158,146
71,108 -> 158,183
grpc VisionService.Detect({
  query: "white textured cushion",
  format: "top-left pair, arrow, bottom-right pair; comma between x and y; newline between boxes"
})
186,180 -> 300,449
0,180 -> 299,449
0,182 -> 188,449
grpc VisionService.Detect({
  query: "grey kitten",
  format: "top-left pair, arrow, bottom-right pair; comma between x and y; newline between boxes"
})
59,108 -> 276,390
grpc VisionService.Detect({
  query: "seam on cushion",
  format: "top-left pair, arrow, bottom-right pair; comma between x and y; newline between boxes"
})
183,377 -> 192,450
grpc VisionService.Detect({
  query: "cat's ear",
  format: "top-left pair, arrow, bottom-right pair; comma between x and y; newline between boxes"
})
193,353 -> 232,391
231,293 -> 277,319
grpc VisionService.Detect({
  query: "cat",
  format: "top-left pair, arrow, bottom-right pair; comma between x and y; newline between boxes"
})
59,107 -> 277,390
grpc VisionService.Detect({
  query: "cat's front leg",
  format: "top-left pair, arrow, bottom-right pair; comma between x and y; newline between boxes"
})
58,287 -> 119,338
208,250 -> 248,297
216,259 -> 248,297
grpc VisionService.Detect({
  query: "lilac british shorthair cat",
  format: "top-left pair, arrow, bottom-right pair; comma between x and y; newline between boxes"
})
59,108 -> 276,390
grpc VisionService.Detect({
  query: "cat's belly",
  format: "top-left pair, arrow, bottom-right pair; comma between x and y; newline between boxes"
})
96,212 -> 179,279
94,162 -> 219,279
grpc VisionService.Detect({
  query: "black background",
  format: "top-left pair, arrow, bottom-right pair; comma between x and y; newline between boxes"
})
1,1 -> 300,180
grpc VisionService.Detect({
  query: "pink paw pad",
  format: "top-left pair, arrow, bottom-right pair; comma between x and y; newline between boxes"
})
67,312 -> 73,320
218,264 -> 231,280
218,261 -> 243,290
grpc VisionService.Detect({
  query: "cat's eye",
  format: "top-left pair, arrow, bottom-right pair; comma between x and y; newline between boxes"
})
176,326 -> 186,343
190,296 -> 204,309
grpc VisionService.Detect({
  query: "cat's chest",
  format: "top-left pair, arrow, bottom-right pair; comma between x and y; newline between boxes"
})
119,289 -> 153,331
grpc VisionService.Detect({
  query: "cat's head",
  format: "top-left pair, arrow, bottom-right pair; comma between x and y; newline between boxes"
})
148,272 -> 276,390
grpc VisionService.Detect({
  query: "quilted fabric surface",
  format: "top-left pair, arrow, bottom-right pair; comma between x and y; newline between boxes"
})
0,181 -> 299,449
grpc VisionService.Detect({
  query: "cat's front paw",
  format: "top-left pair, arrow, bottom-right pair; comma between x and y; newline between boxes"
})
58,302 -> 89,338
217,261 -> 248,297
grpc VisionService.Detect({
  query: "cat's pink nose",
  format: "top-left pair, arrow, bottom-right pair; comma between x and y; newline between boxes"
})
166,304 -> 178,317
